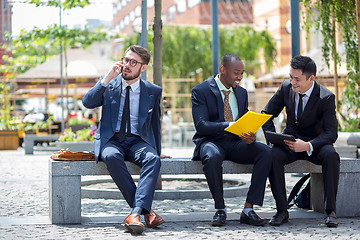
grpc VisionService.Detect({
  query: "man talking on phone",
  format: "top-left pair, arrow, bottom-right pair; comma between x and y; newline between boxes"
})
83,45 -> 166,234
262,55 -> 340,228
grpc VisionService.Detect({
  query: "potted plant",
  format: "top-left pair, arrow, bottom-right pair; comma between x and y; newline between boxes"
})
67,115 -> 94,132
0,82 -> 20,150
56,124 -> 97,152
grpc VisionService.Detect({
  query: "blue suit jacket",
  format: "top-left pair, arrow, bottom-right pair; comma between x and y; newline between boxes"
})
191,75 -> 249,160
82,75 -> 162,162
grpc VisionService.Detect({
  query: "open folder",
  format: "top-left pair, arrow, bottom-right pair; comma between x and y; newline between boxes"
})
225,111 -> 272,135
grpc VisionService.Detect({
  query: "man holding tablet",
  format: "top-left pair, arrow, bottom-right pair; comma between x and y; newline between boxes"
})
262,55 -> 340,228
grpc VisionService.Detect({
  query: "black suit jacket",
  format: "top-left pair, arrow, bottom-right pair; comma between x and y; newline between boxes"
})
262,80 -> 338,152
191,75 -> 249,160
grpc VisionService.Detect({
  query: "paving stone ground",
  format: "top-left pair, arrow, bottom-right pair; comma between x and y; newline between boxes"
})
1,148 -> 360,239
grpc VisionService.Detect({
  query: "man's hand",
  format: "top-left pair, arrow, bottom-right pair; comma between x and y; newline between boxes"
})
160,153 -> 172,159
284,139 -> 310,152
102,61 -> 124,85
239,132 -> 256,144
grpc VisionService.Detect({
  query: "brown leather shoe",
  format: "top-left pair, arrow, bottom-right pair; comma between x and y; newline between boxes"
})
144,210 -> 165,228
123,214 -> 145,234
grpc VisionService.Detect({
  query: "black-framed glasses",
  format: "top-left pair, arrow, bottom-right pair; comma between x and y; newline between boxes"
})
121,57 -> 146,67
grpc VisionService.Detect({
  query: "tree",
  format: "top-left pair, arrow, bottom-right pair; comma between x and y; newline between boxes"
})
1,26 -> 109,78
152,0 -> 162,87
301,0 -> 360,130
124,25 -> 277,81
0,0 -> 112,128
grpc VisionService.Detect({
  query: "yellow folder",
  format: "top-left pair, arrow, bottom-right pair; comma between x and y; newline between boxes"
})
225,111 -> 272,135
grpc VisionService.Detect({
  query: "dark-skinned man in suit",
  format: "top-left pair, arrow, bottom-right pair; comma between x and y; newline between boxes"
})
191,53 -> 272,227
262,55 -> 340,228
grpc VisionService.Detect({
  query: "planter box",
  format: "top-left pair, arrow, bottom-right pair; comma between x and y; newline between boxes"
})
69,124 -> 91,132
56,141 -> 94,152
0,130 -> 19,150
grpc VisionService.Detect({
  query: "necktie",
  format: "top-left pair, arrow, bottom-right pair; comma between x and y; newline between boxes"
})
222,90 -> 233,122
119,86 -> 131,142
297,93 -> 305,122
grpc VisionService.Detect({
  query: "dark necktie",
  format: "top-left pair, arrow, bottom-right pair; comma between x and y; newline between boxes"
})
297,93 -> 305,122
119,86 -> 131,142
222,90 -> 233,122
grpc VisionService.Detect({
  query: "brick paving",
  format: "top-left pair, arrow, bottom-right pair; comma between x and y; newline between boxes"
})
1,148 -> 360,239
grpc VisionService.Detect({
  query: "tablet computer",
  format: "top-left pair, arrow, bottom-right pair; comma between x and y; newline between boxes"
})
264,131 -> 296,147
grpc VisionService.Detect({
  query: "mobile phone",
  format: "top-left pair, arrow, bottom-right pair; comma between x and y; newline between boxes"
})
120,66 -> 123,73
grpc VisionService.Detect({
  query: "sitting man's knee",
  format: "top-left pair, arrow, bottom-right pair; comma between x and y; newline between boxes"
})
101,148 -> 124,164
202,153 -> 222,166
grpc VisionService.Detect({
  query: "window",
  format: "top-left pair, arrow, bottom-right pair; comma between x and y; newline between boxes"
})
147,0 -> 154,8
124,15 -> 130,26
168,5 -> 176,20
135,6 -> 141,17
129,10 -> 135,21
177,0 -> 186,13
188,0 -> 200,8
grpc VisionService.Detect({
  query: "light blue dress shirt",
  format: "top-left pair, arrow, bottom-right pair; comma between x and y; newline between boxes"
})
116,79 -> 140,135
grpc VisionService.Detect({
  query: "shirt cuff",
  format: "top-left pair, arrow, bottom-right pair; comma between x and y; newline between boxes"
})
99,76 -> 107,87
306,142 -> 313,156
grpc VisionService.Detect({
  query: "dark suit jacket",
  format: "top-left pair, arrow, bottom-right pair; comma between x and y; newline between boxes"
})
82,76 -> 162,162
191,75 -> 249,160
262,80 -> 338,151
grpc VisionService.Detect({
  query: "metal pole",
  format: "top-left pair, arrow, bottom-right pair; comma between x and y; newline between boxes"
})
211,0 -> 219,75
290,0 -> 300,57
140,0 -> 147,80
59,2 -> 65,133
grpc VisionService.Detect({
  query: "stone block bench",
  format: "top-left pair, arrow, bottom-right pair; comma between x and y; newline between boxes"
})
49,145 -> 359,224
24,134 -> 60,154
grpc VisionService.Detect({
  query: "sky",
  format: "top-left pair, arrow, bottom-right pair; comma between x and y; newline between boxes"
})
11,0 -> 114,36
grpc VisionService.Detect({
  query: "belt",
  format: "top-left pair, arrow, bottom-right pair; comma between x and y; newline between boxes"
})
113,132 -> 137,138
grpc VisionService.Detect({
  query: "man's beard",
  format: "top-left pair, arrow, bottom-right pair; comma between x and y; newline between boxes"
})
122,67 -> 142,81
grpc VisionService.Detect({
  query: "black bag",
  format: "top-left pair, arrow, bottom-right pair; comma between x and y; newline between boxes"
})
287,173 -> 311,209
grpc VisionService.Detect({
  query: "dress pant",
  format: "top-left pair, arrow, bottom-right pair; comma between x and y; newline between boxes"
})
199,136 -> 272,209
101,135 -> 161,212
270,144 -> 340,212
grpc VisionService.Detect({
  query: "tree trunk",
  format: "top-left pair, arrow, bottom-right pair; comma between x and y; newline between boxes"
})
356,0 -> 360,72
153,0 -> 163,190
152,0 -> 162,87
356,0 -> 360,128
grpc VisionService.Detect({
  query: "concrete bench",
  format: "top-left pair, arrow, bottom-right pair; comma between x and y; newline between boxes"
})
24,134 -> 60,154
49,145 -> 359,224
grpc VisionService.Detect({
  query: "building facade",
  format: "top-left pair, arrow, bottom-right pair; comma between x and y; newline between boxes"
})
112,0 -> 253,36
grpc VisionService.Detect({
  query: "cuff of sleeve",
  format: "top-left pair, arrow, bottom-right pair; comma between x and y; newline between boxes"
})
307,142 -> 313,156
100,78 -> 108,87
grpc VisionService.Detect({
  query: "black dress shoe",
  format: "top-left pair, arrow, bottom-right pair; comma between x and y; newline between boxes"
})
325,211 -> 338,228
211,210 -> 226,226
269,210 -> 289,226
240,210 -> 268,226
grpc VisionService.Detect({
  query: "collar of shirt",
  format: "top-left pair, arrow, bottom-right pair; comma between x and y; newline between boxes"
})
122,79 -> 140,92
214,74 -> 238,120
215,74 -> 234,94
300,81 -> 314,98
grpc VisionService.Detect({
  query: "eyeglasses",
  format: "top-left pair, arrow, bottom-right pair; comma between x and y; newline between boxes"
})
121,57 -> 146,67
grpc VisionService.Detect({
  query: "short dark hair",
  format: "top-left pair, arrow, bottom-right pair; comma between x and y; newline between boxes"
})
290,55 -> 317,79
220,53 -> 242,68
125,45 -> 151,65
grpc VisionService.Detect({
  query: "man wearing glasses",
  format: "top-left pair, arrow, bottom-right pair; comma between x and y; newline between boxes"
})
83,45 -> 166,234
